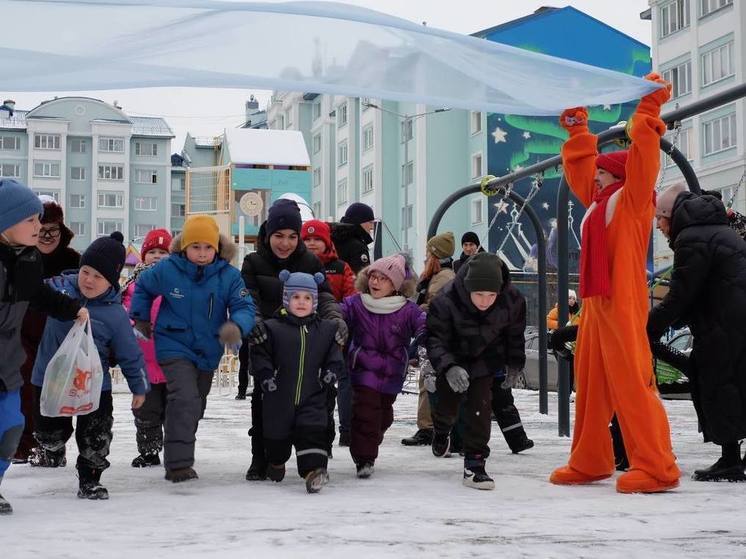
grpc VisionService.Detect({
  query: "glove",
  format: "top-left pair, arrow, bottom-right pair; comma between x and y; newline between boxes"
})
559,107 -> 589,136
319,369 -> 337,386
423,372 -> 437,393
445,366 -> 469,393
417,346 -> 437,393
637,72 -> 671,115
133,320 -> 152,340
249,321 -> 268,345
334,318 -> 349,346
501,367 -> 523,389
218,321 -> 242,346
261,377 -> 277,393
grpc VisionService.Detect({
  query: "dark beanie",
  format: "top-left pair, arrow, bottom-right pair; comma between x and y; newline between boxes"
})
80,232 -> 126,290
266,199 -> 302,236
341,202 -> 375,225
461,231 -> 480,246
463,252 -> 503,293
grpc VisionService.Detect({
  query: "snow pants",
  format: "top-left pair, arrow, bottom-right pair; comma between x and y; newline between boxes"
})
350,385 -> 397,464
491,384 -> 530,452
433,375 -> 493,460
0,390 -> 23,481
132,382 -> 167,457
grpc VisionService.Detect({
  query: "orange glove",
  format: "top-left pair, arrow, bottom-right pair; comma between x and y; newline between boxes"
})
559,107 -> 589,137
637,73 -> 672,116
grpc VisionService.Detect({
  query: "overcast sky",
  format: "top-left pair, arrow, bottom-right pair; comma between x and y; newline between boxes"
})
8,0 -> 653,152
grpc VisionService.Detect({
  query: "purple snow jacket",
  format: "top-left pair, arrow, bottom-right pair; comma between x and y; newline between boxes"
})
341,270 -> 426,395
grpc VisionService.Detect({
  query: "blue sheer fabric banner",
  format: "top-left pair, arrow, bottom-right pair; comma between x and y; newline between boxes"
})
3,0 -> 660,114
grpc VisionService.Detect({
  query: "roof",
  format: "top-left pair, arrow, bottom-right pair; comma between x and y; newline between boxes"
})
223,128 -> 310,166
130,116 -> 174,138
0,109 -> 28,130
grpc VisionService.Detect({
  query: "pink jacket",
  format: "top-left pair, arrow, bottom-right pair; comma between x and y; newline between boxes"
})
123,282 -> 166,385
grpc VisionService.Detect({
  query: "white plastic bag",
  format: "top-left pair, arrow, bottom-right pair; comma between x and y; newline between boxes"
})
40,318 -> 104,417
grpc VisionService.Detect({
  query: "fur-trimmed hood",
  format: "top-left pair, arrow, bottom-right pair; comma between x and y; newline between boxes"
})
355,265 -> 418,299
170,233 -> 237,263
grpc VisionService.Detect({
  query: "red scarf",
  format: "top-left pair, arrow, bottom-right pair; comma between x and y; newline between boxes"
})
579,181 -> 624,299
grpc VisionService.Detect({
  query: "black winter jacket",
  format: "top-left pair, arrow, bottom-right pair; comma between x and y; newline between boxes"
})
330,223 -> 372,274
426,261 -> 526,380
648,192 -> 746,444
452,247 -> 486,274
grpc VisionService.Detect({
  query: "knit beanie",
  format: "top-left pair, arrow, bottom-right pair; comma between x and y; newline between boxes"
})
656,183 -> 687,218
266,199 -> 302,236
341,202 -> 375,225
367,253 -> 409,291
181,215 -> 219,251
141,228 -> 173,260
280,270 -> 325,312
461,231 -> 480,246
595,150 -> 628,182
301,219 -> 332,249
463,252 -> 503,293
427,231 -> 455,259
80,232 -> 126,290
0,179 -> 43,234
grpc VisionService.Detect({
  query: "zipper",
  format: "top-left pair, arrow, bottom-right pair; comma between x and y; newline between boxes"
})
207,294 -> 214,319
295,325 -> 307,406
351,346 -> 361,369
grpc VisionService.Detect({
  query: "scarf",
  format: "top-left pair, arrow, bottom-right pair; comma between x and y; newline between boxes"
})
361,293 -> 407,314
579,181 -> 624,298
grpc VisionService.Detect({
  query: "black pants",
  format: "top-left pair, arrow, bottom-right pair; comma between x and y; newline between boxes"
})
238,341 -> 250,395
326,385 -> 337,452
33,386 -> 113,478
132,382 -> 168,457
433,375 -> 493,460
250,382 -> 265,465
491,384 -> 530,452
265,428 -> 328,478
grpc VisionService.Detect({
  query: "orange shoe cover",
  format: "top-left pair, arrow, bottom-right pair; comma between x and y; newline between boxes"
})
550,465 -> 612,485
616,469 -> 680,494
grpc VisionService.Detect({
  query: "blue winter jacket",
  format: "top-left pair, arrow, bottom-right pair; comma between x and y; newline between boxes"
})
129,240 -> 255,371
31,273 -> 149,395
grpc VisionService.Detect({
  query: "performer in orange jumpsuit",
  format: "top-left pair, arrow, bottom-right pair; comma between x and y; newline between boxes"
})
550,74 -> 681,493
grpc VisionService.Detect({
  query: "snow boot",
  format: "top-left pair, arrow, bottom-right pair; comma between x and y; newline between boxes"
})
338,432 -> 351,447
267,463 -> 286,483
29,446 -> 66,468
305,468 -> 328,493
356,461 -> 374,479
235,390 -> 247,400
245,458 -> 268,481
0,493 -> 12,515
692,457 -> 746,482
550,465 -> 612,485
77,468 -> 109,500
431,432 -> 451,458
131,453 -> 161,468
165,467 -> 199,483
616,469 -> 679,493
401,428 -> 433,446
510,436 -> 534,454
463,456 -> 494,490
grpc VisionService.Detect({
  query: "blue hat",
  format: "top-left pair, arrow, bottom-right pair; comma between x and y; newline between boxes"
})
279,270 -> 325,313
0,179 -> 43,235
266,199 -> 302,236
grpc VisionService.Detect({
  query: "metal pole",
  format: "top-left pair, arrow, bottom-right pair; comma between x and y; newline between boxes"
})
403,115 -> 410,252
556,176 -> 571,436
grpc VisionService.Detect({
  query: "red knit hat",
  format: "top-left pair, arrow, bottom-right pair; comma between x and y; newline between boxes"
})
301,220 -> 332,249
595,150 -> 628,182
141,228 -> 173,260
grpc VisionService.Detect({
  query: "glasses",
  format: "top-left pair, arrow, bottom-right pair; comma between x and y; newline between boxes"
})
39,226 -> 61,239
368,272 -> 391,284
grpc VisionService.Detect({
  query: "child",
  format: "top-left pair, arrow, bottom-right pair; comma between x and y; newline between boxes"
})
122,228 -> 172,468
426,252 -> 526,490
341,253 -> 425,478
32,232 -> 148,500
131,215 -> 255,482
0,179 -> 86,514
251,270 -> 343,493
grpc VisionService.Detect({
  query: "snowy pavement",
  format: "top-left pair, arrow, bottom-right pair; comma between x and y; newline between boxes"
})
4,385 -> 745,558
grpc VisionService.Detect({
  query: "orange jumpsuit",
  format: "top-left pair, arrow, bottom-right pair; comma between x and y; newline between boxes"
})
553,84 -> 681,492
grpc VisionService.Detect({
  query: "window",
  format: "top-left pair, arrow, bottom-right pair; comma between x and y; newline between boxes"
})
0,163 -> 20,177
362,165 -> 374,193
471,198 -> 484,225
337,103 -> 348,128
401,205 -> 413,229
472,153 -> 483,179
275,114 -> 285,130
717,185 -> 735,206
312,102 -> 321,121
700,0 -> 732,17
97,191 -> 124,208
401,119 -> 413,142
285,109 -> 293,130
69,194 -> 86,208
470,112 -> 483,134
134,196 -> 158,211
171,203 -> 185,217
0,136 -> 20,150
362,125 -> 374,151
336,179 -> 348,205
98,137 -> 125,153
33,190 -> 60,202
660,0 -> 690,37
70,222 -> 86,236
337,141 -> 348,166
361,97 -> 371,111
97,219 -> 123,237
312,134 -> 322,154
313,167 -> 321,188
662,60 -> 691,98
134,224 -> 156,237
98,164 -> 124,180
135,142 -> 158,156
703,112 -> 737,155
312,201 -> 321,218
33,160 -> 61,178
70,138 -> 87,153
70,166 -> 86,181
135,169 -> 158,184
665,126 -> 694,167
401,161 -> 414,186
34,134 -> 60,150
701,41 -> 734,86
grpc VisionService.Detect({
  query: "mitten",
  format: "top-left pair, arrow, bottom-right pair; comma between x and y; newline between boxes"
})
319,369 -> 337,386
417,346 -> 437,393
218,321 -> 242,346
249,321 -> 268,345
445,365 -> 469,393
501,367 -> 523,389
637,72 -> 672,117
334,318 -> 349,346
133,320 -> 152,340
559,107 -> 589,137
261,377 -> 277,393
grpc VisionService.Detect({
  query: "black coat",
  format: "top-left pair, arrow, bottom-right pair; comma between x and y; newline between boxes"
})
452,246 -> 485,274
241,223 -> 341,323
426,261 -> 526,380
330,223 -> 372,274
648,192 -> 746,444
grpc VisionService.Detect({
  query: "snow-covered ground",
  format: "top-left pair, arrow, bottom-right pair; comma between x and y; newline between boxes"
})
4,383 -> 745,558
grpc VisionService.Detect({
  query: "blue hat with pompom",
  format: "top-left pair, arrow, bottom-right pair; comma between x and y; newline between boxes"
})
279,270 -> 325,313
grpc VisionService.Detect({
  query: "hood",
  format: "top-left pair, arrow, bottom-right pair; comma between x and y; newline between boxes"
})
331,222 -> 373,245
170,233 -> 237,263
669,193 -> 729,245
355,265 -> 418,299
255,221 -> 308,265
50,271 -> 121,304
168,233 -> 236,279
